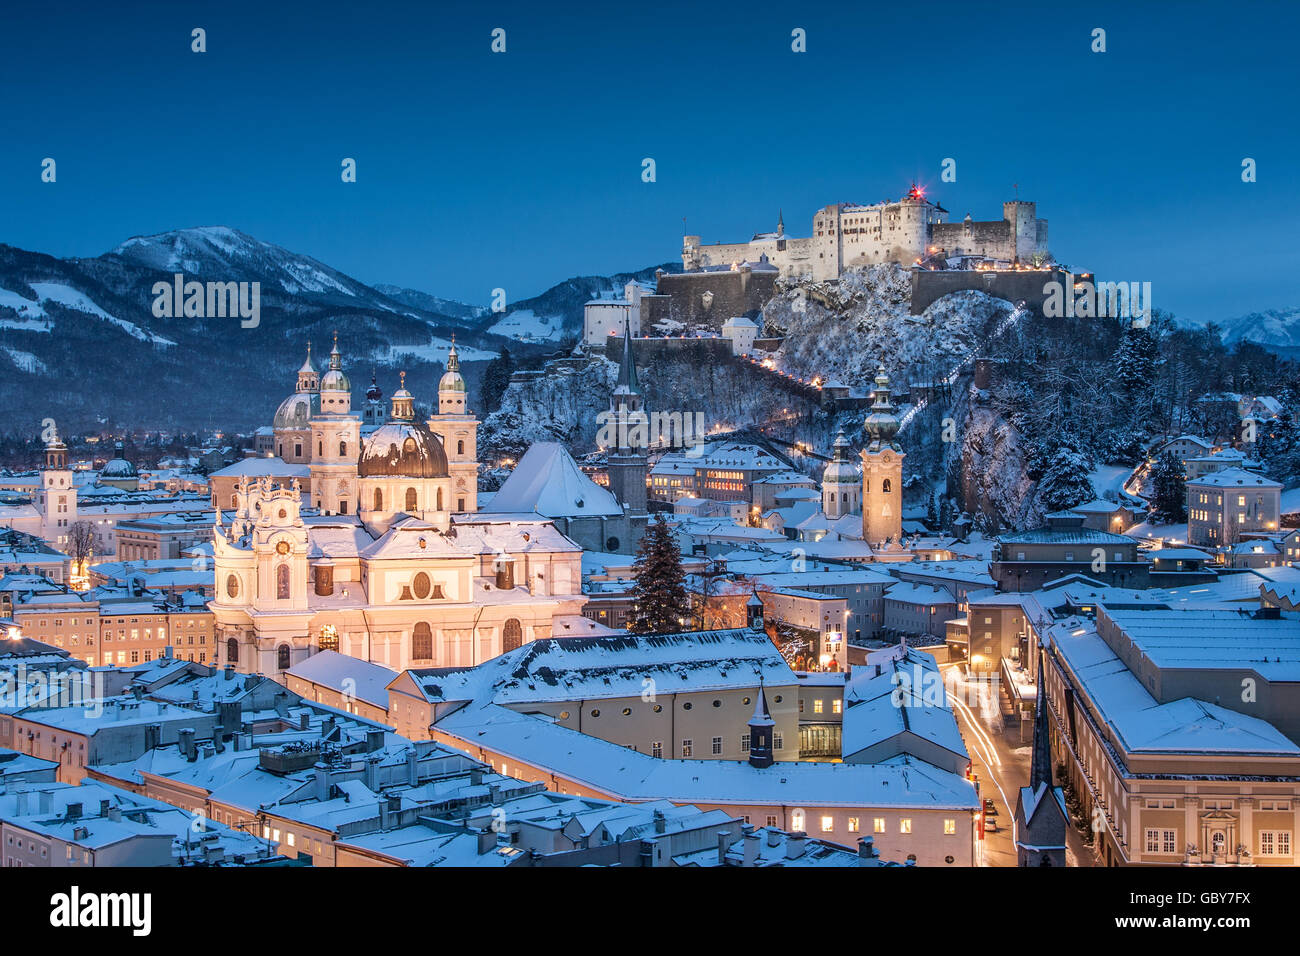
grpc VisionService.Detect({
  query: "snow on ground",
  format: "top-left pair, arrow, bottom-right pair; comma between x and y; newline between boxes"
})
1089,464 -> 1132,499
0,287 -> 49,325
373,336 -> 497,365
1126,520 -> 1189,544
488,308 -> 567,343
28,282 -> 175,346
3,348 -> 47,374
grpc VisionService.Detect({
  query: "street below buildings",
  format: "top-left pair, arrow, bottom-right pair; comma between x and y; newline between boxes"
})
942,664 -> 1096,867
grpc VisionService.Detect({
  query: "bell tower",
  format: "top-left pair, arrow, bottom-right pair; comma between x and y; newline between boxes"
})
861,366 -> 904,547
310,332 -> 361,516
427,336 -> 480,513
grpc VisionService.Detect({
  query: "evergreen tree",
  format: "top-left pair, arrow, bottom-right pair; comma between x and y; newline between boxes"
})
1037,447 -> 1096,513
480,346 -> 515,415
939,496 -> 954,533
1112,323 -> 1158,396
925,491 -> 939,530
629,515 -> 689,634
1149,450 -> 1187,523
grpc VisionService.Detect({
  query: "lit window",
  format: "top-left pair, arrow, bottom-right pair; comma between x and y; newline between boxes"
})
821,816 -> 834,833
899,819 -> 912,834
874,818 -> 886,833
944,819 -> 956,835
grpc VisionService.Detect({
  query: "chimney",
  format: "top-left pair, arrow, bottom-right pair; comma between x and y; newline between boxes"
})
742,826 -> 760,866
132,686 -> 144,701
365,728 -> 384,753
66,801 -> 82,820
218,701 -> 240,739
766,828 -> 781,848
378,798 -> 392,830
406,748 -> 418,786
144,723 -> 162,752
364,755 -> 380,791
178,728 -> 196,762
785,831 -> 807,860
653,809 -> 666,834
717,830 -> 732,866
470,768 -> 483,786
298,712 -> 310,731
857,836 -> 878,862
107,806 -> 122,823
224,665 -> 235,681
163,645 -> 173,659
314,767 -> 330,802
99,799 -> 111,816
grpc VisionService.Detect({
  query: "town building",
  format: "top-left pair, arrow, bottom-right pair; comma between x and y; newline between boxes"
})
1186,468 -> 1283,547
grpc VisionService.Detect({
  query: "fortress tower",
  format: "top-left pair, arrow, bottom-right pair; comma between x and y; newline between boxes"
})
861,366 -> 904,547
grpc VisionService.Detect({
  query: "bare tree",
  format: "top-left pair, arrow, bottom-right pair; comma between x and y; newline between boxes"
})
68,521 -> 95,572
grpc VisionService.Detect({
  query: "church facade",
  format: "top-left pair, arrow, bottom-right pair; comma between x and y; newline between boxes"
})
211,340 -> 586,679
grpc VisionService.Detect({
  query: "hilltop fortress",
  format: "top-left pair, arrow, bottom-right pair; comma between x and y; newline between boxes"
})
683,185 -> 1049,281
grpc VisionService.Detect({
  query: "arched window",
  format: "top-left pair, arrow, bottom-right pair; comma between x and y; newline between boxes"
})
502,618 -> 523,653
864,480 -> 870,494
436,487 -> 443,511
412,622 -> 433,660
882,478 -> 892,494
277,644 -> 291,670
231,495 -> 238,508
373,488 -> 383,512
276,564 -> 290,600
457,440 -> 465,455
226,637 -> 239,664
339,440 -> 347,457
405,487 -> 418,511
226,574 -> 239,599
413,572 -> 431,599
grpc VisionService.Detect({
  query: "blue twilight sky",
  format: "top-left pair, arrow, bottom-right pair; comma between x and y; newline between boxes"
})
0,0 -> 1296,324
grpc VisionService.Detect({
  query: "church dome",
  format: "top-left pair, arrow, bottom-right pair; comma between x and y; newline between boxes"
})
358,422 -> 449,478
822,428 -> 859,484
321,367 -> 351,393
438,369 -> 466,393
273,391 -> 319,430
320,335 -> 350,393
102,444 -> 136,478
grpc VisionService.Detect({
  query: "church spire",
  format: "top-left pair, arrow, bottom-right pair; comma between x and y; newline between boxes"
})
1029,647 -> 1053,792
615,315 -> 641,395
747,678 -> 775,768
447,333 -> 459,373
329,330 -> 342,370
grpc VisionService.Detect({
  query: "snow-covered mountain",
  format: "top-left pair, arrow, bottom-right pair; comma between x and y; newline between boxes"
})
484,264 -> 677,343
1198,307 -> 1300,349
0,229 -> 515,432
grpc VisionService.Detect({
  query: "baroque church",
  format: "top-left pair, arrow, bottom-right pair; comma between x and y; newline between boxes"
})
211,338 -> 592,679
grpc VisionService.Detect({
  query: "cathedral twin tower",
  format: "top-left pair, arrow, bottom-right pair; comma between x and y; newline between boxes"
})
821,365 -> 905,548
270,335 -> 479,534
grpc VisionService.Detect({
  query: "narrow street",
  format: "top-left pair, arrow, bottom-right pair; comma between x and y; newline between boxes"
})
942,665 -> 1096,867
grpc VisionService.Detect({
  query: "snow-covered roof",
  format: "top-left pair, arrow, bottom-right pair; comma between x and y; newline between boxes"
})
883,582 -> 957,606
1186,467 -> 1282,489
487,443 -> 623,518
286,650 -> 397,709
209,457 -> 310,479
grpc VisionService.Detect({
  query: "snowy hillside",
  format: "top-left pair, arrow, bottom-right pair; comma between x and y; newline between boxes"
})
762,264 -> 1012,386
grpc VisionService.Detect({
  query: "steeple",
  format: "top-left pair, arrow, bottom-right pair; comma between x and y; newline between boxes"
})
864,365 -> 900,451
446,334 -> 459,374
747,679 -> 775,768
777,209 -> 785,237
329,331 -> 342,370
614,315 -> 641,397
1030,647 -> 1053,791
296,342 -> 319,393
437,334 -> 467,413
